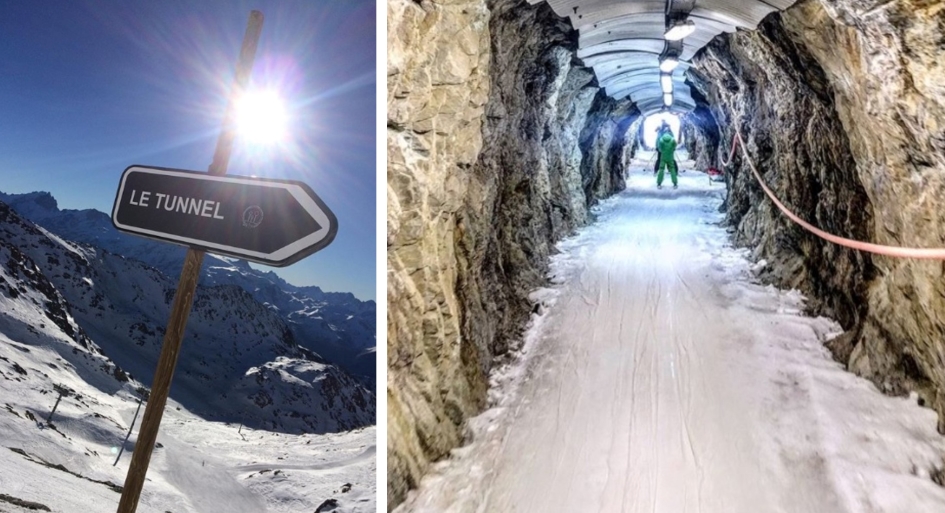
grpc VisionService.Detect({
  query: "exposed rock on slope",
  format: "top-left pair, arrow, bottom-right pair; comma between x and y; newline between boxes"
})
0,201 -> 374,433
0,191 -> 376,386
387,0 -> 636,507
0,239 -> 127,396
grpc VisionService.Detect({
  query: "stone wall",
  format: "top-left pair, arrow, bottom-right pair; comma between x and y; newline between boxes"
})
387,0 -> 636,508
689,0 -> 945,431
580,95 -> 636,204
784,0 -> 945,432
691,8 -> 875,336
388,0 -> 945,507
387,0 -> 491,508
682,99 -> 721,173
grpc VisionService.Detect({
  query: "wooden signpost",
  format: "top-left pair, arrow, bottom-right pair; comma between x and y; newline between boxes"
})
112,10 -> 335,513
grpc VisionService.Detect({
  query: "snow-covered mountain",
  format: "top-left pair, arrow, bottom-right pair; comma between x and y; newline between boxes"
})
0,275 -> 376,512
0,196 -> 376,511
0,191 -> 376,386
0,200 -> 374,433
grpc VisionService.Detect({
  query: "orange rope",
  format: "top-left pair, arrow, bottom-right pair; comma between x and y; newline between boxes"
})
718,133 -> 739,167
725,129 -> 945,259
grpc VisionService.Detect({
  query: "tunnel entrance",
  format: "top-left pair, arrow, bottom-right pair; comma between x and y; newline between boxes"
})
641,112 -> 682,149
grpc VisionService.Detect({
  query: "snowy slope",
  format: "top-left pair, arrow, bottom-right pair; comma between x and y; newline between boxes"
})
396,167 -> 945,512
0,202 -> 374,433
0,202 -> 376,512
0,335 -> 375,513
0,191 -> 376,386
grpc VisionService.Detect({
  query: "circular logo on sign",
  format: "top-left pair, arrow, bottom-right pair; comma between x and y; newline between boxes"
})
242,205 -> 264,228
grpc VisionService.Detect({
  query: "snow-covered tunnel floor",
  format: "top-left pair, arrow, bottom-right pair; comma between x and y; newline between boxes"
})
396,165 -> 945,513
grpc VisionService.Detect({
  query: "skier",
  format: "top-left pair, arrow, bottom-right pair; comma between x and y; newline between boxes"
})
656,129 -> 678,189
652,122 -> 679,175
655,120 -> 671,139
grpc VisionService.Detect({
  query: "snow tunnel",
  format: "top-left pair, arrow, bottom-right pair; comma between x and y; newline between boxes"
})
388,0 -> 945,510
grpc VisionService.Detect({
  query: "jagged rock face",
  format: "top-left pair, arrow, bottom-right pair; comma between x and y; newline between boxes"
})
689,0 -> 945,430
780,0 -> 945,430
0,191 -> 377,387
689,9 -> 876,339
387,0 -> 491,508
458,0 -> 632,368
580,95 -> 637,204
682,102 -> 721,173
0,202 -> 376,434
387,0 -> 636,507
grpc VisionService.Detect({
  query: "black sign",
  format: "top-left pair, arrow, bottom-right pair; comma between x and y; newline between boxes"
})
111,165 -> 337,267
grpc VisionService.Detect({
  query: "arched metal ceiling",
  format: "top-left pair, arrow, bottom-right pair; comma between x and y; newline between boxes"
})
529,0 -> 798,116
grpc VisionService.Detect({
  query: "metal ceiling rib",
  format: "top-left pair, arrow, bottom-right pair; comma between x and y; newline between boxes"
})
617,85 -> 693,106
578,13 -> 664,45
528,0 -> 798,116
587,56 -> 693,76
575,41 -> 707,62
594,59 -> 688,83
587,52 -> 659,81
605,71 -> 689,96
584,11 -> 737,35
570,1 -> 669,30
638,92 -> 696,108
581,39 -> 666,58
636,94 -> 697,114
580,28 -> 716,58
598,64 -> 693,89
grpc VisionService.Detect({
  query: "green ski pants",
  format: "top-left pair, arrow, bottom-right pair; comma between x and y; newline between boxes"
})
657,158 -> 678,187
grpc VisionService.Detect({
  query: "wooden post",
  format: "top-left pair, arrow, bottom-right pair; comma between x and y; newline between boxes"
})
113,397 -> 144,466
115,11 -> 264,513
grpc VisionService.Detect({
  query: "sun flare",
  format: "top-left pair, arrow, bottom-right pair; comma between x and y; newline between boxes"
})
235,90 -> 288,145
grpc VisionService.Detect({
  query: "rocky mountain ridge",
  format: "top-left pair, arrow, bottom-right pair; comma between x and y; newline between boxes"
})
0,190 -> 376,387
0,200 -> 374,433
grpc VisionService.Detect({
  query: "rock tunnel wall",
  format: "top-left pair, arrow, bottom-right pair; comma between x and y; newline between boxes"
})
688,0 -> 945,432
387,0 -> 491,507
389,0 -> 945,507
682,98 -> 721,173
387,0 -> 637,507
688,3 -> 876,337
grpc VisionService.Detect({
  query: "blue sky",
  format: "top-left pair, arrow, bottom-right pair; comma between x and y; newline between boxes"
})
0,0 -> 376,300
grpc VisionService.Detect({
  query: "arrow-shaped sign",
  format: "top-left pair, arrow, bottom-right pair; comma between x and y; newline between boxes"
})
111,165 -> 337,267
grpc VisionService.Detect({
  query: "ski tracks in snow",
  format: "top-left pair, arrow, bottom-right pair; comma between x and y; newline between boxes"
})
159,436 -> 268,513
396,168 -> 945,513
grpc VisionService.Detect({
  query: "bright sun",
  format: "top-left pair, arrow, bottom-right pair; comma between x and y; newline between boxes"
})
235,90 -> 288,145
